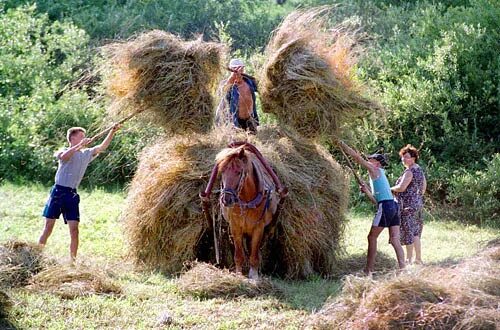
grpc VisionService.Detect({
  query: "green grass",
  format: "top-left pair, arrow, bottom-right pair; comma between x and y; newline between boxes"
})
0,182 -> 498,329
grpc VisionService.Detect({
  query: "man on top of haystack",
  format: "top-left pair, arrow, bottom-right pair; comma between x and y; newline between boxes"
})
215,58 -> 259,133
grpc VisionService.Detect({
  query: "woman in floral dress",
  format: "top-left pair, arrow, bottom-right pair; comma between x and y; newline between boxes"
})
391,145 -> 427,264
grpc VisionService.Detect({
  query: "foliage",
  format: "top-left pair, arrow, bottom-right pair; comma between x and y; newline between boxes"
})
0,5 -> 96,183
0,5 -> 150,186
447,153 -> 500,227
357,0 -> 499,175
333,0 -> 499,218
3,0 -> 293,51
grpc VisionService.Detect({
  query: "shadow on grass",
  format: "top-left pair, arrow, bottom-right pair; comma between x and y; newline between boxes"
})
272,277 -> 341,311
424,257 -> 463,268
332,251 -> 397,279
272,251 -> 397,311
0,319 -> 18,330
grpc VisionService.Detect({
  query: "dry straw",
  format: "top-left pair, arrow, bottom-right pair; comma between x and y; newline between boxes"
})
259,7 -> 378,141
0,240 -> 44,288
100,30 -> 227,134
123,125 -> 349,279
305,240 -> 500,329
27,263 -> 122,299
176,261 -> 279,299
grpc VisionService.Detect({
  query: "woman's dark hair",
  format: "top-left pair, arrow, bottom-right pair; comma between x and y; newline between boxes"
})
399,144 -> 419,162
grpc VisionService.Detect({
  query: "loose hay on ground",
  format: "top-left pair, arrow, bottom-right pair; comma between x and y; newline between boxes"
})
0,240 -> 44,288
305,240 -> 500,329
259,7 -> 378,141
101,30 -> 227,134
123,125 -> 349,279
177,262 -> 279,299
27,263 -> 122,299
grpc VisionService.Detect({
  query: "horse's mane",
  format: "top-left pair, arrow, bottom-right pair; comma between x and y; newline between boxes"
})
216,146 -> 249,172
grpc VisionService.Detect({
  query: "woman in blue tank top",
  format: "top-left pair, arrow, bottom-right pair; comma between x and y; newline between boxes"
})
338,141 -> 405,274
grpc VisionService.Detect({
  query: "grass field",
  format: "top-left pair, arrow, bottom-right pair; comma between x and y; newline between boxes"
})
0,182 -> 498,329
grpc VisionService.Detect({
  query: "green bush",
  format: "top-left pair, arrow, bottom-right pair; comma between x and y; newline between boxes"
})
447,154 -> 500,227
0,5 -> 150,187
360,0 -> 499,165
0,5 -> 95,182
3,0 -> 292,51
339,0 -> 500,220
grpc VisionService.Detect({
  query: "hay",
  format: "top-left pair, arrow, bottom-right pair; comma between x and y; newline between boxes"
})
305,240 -> 500,329
177,261 -> 279,299
123,124 -> 349,279
259,7 -> 378,141
101,30 -> 227,134
27,263 -> 122,299
0,240 -> 44,288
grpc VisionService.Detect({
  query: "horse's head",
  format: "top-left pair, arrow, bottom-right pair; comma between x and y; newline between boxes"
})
217,147 -> 249,207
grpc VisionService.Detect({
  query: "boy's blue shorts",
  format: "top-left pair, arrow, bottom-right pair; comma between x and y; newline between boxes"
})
42,185 -> 80,224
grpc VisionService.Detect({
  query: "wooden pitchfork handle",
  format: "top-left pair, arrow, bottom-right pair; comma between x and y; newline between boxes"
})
86,110 -> 143,145
332,138 -> 377,206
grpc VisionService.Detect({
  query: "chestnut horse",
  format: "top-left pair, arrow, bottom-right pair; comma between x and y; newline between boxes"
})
215,145 -> 282,280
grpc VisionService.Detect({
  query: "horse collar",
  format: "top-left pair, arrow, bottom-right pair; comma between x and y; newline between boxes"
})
220,163 -> 265,209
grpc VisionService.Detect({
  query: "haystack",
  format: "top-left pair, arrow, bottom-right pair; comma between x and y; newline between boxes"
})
100,30 -> 227,134
27,263 -> 121,299
0,241 -> 44,288
259,7 -> 378,141
305,240 -> 500,329
177,261 -> 279,299
123,125 -> 349,279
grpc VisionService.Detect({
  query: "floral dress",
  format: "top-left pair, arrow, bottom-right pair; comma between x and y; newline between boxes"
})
395,164 -> 425,245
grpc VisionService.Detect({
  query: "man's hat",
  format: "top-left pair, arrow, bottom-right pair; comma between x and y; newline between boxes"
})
367,153 -> 388,167
229,58 -> 245,69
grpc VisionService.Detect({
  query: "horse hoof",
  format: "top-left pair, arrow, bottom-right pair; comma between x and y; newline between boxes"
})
248,268 -> 259,280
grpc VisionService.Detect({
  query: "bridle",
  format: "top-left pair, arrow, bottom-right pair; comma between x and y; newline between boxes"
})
220,164 -> 247,207
220,159 -> 268,212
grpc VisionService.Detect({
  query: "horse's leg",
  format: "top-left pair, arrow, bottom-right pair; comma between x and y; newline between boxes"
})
248,224 -> 265,280
232,228 -> 245,275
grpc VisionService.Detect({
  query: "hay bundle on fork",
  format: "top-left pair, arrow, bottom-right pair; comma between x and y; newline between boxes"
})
123,125 -> 349,279
101,30 -> 227,134
259,7 -> 378,141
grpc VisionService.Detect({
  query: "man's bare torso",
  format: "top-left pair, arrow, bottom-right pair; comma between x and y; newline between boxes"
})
236,80 -> 254,120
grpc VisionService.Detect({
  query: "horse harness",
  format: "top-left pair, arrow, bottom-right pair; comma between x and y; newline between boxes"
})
220,161 -> 273,223
199,142 -> 288,263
